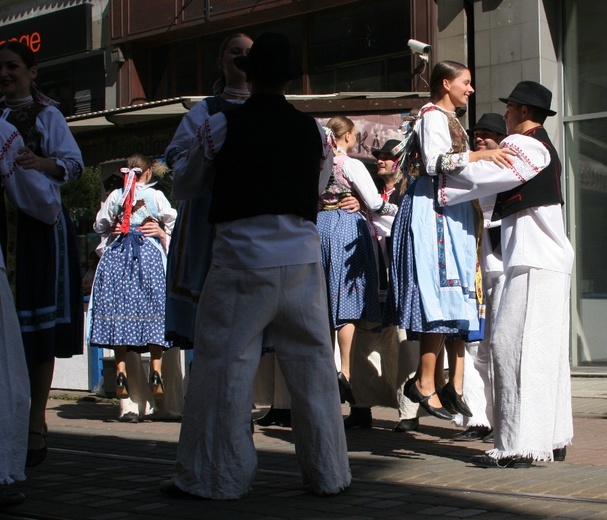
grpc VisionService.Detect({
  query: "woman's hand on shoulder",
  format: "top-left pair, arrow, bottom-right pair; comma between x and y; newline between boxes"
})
470,148 -> 515,168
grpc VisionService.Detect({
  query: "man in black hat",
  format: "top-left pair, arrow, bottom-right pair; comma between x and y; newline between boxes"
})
469,112 -> 507,154
432,81 -> 574,468
161,32 -> 351,499
471,81 -> 574,468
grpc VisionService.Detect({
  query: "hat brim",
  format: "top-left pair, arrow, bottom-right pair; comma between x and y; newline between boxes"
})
499,96 -> 556,116
470,123 -> 507,135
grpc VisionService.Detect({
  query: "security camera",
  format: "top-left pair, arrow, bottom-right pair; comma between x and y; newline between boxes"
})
408,39 -> 431,55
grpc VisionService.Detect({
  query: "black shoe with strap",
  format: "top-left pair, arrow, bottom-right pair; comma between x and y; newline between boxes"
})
150,370 -> 165,399
440,382 -> 473,417
337,372 -> 356,406
404,378 -> 452,421
116,372 -> 129,399
26,425 -> 48,468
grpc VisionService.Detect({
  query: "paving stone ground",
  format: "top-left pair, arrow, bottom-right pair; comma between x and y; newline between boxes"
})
3,377 -> 607,519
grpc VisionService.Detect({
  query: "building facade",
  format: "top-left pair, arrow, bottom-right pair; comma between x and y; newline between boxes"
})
1,0 -> 606,388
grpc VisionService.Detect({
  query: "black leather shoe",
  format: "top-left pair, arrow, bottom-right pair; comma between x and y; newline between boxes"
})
435,385 -> 456,414
118,412 -> 140,423
404,379 -> 452,420
255,407 -> 291,427
0,487 -> 25,506
150,370 -> 165,399
452,426 -> 492,441
26,428 -> 48,468
483,430 -> 494,443
553,447 -> 567,461
343,407 -> 372,429
393,418 -> 419,432
441,382 -> 473,417
471,454 -> 532,468
337,372 -> 356,406
116,372 -> 129,399
159,479 -> 197,498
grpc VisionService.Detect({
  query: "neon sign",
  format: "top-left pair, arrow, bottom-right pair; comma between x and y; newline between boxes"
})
0,5 -> 90,62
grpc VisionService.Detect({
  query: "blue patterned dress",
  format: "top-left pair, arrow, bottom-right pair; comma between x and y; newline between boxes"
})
387,104 -> 480,339
317,154 -> 397,329
89,183 -> 177,352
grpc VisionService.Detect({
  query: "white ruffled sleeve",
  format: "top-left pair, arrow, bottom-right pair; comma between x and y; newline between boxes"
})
172,112 -> 227,200
0,119 -> 62,225
37,106 -> 84,184
437,134 -> 551,207
420,109 -> 470,175
93,189 -> 121,235
155,190 -> 177,248
341,157 -> 397,215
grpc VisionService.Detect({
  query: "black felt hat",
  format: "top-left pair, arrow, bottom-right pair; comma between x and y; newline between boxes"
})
499,81 -> 556,116
470,113 -> 507,136
372,139 -> 404,159
233,32 -> 302,81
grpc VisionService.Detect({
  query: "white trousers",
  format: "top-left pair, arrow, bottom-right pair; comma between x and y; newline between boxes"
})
456,270 -> 504,428
489,266 -> 573,461
0,266 -> 29,485
174,263 -> 351,499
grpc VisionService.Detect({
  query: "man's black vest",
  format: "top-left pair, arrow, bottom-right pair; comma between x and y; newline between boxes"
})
492,126 -> 563,220
209,94 -> 322,224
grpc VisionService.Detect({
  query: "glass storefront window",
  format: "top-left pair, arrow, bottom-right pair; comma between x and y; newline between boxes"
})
565,118 -> 607,365
137,0 -> 412,100
307,0 -> 411,93
564,1 -> 607,366
563,1 -> 607,116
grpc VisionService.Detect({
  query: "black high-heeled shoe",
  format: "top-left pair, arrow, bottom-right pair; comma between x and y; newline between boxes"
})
25,427 -> 47,468
404,378 -> 452,420
116,372 -> 129,399
440,382 -> 473,417
337,372 -> 356,405
150,370 -> 165,398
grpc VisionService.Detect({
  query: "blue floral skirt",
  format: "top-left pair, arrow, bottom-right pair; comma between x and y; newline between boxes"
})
317,209 -> 381,329
89,231 -> 169,351
386,179 -> 466,339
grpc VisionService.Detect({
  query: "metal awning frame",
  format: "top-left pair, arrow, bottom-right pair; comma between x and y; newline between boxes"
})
66,92 -> 430,134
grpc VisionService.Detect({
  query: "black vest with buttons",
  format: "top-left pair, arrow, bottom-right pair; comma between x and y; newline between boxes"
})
209,94 -> 323,224
492,126 -> 563,220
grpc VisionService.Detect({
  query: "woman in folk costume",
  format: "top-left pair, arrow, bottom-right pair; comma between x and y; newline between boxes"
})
0,41 -> 84,467
317,115 -> 398,407
89,154 -> 177,421
388,61 -> 513,420
164,33 -> 253,348
0,118 -> 64,506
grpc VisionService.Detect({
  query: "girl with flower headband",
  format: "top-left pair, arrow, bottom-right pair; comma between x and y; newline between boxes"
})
0,40 -> 85,468
89,154 -> 177,422
317,115 -> 398,415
